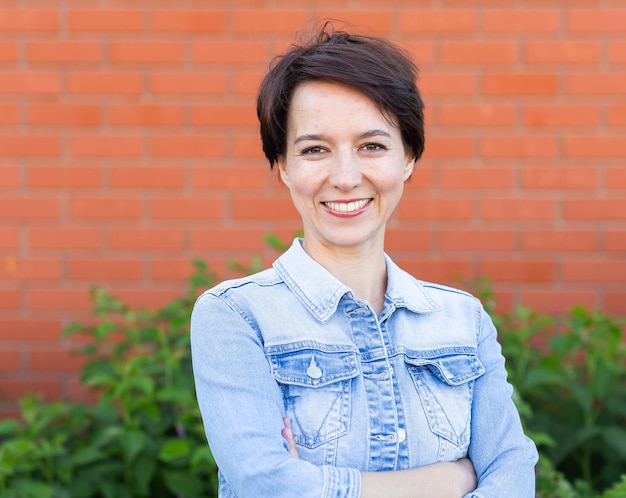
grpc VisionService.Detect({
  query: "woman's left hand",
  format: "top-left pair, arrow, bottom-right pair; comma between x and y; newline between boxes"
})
282,417 -> 299,458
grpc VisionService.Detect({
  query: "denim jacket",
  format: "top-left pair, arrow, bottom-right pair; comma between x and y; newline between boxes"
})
191,239 -> 538,498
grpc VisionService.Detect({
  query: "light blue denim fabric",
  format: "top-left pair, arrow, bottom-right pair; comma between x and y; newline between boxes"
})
191,238 -> 538,498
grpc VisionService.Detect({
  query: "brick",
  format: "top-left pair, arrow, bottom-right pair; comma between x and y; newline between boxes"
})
110,40 -> 185,64
192,104 -> 257,127
0,258 -> 62,281
27,40 -> 101,64
149,9 -> 225,32
524,104 -> 599,128
150,135 -> 224,158
0,72 -> 60,95
67,72 -> 143,95
68,9 -> 143,32
0,40 -> 17,62
421,136 -> 474,159
0,226 -> 19,248
563,260 -> 626,282
522,229 -> 597,251
605,292 -> 626,315
192,166 -> 268,190
438,104 -> 516,127
419,72 -> 476,97
403,164 -> 433,191
483,73 -> 558,96
69,259 -> 143,281
522,166 -> 597,189
232,197 -> 299,221
0,9 -> 58,31
484,9 -> 560,32
524,40 -> 600,65
232,134 -> 265,159
191,228 -> 268,251
439,229 -> 515,251
0,165 -> 19,187
440,41 -> 517,65
0,289 -> 20,310
564,136 -> 626,158
567,73 -> 626,96
397,198 -> 473,220
563,198 -> 626,220
439,166 -> 515,189
150,197 -> 224,220
606,230 -> 626,252
68,135 -> 143,157
607,167 -> 626,189
0,135 -> 60,157
401,41 -> 436,66
232,9 -> 310,33
29,347 -> 86,372
0,198 -> 60,219
29,227 -> 102,250
109,227 -> 185,250
0,379 -> 62,402
482,135 -> 558,158
27,103 -> 100,126
0,103 -> 19,125
521,291 -> 596,314
394,258 -> 473,284
151,258 -> 224,282
109,288 -> 184,310
607,105 -> 626,126
0,319 -> 62,341
109,104 -> 184,127
0,351 -> 20,372
479,260 -> 554,282
27,287 -> 91,311
608,41 -> 626,64
384,229 -> 432,251
110,166 -> 184,189
68,197 -> 143,220
316,10 -> 393,34
400,9 -> 475,33
27,165 -> 101,189
568,9 -> 626,32
193,41 -> 270,65
150,72 -> 226,95
234,71 -> 264,96
480,198 -> 556,220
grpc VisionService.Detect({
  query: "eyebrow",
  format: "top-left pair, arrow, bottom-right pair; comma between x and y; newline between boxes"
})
293,129 -> 392,144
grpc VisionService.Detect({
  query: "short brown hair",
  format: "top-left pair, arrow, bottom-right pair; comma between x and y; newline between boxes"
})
256,22 -> 425,168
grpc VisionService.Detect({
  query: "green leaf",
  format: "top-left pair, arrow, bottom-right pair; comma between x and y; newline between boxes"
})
158,439 -> 191,463
0,419 -> 20,437
120,430 -> 148,463
163,468 -> 203,496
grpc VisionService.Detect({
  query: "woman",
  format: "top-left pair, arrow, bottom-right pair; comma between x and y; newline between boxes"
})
191,24 -> 538,497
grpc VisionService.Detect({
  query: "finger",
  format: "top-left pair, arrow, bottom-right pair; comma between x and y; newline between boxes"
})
282,417 -> 299,458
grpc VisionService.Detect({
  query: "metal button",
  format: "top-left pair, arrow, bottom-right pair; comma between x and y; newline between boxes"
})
306,356 -> 322,379
397,428 -> 406,443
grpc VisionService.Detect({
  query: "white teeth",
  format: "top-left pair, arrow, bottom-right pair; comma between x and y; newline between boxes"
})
325,199 -> 370,213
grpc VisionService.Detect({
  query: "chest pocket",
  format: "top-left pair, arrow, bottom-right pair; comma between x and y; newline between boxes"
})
404,349 -> 484,449
267,345 -> 359,449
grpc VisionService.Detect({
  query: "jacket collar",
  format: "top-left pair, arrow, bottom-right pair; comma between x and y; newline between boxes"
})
273,238 -> 442,323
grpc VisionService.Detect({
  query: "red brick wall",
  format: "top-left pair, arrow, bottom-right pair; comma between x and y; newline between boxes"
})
1,1 -> 625,417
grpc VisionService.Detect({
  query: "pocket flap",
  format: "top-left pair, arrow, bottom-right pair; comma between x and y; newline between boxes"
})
267,346 -> 359,388
404,349 -> 484,385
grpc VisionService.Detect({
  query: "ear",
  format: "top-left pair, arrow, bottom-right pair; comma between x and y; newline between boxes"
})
277,157 -> 290,187
403,154 -> 415,182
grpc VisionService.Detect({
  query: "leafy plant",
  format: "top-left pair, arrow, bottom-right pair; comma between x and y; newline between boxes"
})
0,260 -> 218,498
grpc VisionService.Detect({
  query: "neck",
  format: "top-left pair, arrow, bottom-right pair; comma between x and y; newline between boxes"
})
302,238 -> 388,315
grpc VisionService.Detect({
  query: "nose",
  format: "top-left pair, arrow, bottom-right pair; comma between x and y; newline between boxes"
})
329,149 -> 361,191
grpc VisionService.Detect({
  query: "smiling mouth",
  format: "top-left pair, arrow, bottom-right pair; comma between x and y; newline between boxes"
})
323,199 -> 372,213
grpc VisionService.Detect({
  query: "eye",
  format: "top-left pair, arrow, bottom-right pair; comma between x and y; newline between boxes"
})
360,143 -> 387,153
300,146 -> 326,155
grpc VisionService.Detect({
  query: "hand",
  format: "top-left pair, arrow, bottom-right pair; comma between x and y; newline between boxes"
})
282,417 -> 299,458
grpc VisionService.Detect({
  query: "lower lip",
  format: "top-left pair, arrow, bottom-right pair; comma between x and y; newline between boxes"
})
322,200 -> 371,218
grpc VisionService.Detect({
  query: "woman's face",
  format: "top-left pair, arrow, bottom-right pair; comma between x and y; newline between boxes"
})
278,81 -> 415,255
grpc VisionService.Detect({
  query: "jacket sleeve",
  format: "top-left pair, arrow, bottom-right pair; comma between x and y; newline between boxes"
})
190,292 -> 361,498
464,306 -> 538,498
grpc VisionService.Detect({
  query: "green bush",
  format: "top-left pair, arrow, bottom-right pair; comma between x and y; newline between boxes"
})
0,261 -> 218,498
0,255 -> 624,497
